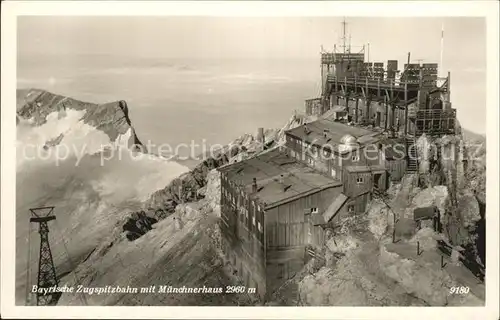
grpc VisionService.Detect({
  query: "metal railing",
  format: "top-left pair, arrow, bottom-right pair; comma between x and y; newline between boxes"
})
327,74 -> 448,88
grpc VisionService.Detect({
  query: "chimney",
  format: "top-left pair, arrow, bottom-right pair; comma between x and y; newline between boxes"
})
304,124 -> 310,135
257,127 -> 266,150
252,177 -> 258,193
323,129 -> 329,138
279,174 -> 284,185
257,127 -> 264,144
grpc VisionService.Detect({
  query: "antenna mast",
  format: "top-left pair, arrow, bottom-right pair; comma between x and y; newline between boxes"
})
348,33 -> 352,54
367,42 -> 370,63
440,22 -> 445,77
341,17 -> 347,54
29,206 -> 61,306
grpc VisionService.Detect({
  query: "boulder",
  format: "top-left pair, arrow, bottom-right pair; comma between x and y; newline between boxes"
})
416,134 -> 432,174
411,186 -> 449,217
205,169 -> 222,217
325,235 -> 359,254
408,227 -> 440,250
457,190 -> 481,228
394,218 -> 417,239
366,199 -> 390,239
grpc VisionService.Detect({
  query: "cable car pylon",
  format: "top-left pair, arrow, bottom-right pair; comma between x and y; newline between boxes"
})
29,206 -> 61,306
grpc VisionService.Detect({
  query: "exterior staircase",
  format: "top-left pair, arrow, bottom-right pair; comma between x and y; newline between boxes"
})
405,136 -> 418,172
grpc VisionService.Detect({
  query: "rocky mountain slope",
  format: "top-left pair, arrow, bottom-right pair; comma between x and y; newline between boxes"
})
292,128 -> 486,307
17,89 -> 486,306
16,89 -> 306,306
17,89 -> 145,151
122,113 -> 308,239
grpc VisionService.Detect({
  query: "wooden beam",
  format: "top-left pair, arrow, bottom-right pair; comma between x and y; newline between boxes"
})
385,89 -> 391,102
377,78 -> 381,98
385,95 -> 389,130
355,98 -> 359,123
334,75 -> 338,97
365,77 -> 369,98
404,81 -> 408,136
354,74 -> 358,97
366,96 -> 371,120
345,91 -> 350,116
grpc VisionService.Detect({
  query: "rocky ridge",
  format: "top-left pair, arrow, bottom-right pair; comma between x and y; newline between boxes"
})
17,89 -> 145,151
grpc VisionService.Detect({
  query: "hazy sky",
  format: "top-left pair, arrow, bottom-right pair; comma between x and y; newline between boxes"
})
17,16 -> 487,134
18,16 -> 485,68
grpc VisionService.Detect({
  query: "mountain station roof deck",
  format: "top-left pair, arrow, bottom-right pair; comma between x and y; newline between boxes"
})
218,148 -> 342,209
285,117 -> 383,154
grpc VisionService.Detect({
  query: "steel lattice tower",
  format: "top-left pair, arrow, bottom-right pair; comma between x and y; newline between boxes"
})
30,207 -> 61,306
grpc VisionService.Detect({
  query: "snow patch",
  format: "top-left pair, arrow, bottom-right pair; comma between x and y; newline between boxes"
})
325,235 -> 359,254
367,199 -> 390,239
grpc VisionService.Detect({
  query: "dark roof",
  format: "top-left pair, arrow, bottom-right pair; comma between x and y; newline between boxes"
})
323,193 -> 348,222
413,206 -> 438,221
345,164 -> 386,173
379,137 -> 407,160
218,148 -> 342,209
285,118 -> 382,154
311,213 -> 326,226
331,105 -> 347,113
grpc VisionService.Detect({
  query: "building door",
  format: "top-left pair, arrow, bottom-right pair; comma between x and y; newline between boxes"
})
376,111 -> 381,127
373,173 -> 382,190
331,168 -> 337,179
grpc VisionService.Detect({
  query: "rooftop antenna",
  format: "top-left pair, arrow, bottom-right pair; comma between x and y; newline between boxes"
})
348,33 -> 352,54
367,42 -> 370,63
440,22 -> 445,77
341,17 -> 347,54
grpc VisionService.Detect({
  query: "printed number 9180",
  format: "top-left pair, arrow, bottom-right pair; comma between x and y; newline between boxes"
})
449,286 -> 470,294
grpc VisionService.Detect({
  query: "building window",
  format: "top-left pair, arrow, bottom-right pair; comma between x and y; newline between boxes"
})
307,157 -> 315,166
311,207 -> 319,214
278,263 -> 285,279
252,215 -> 256,226
352,155 -> 360,162
331,168 -> 337,179
312,146 -> 318,156
290,150 -> 296,157
258,221 -> 263,233
356,177 -> 365,184
348,205 -> 355,213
